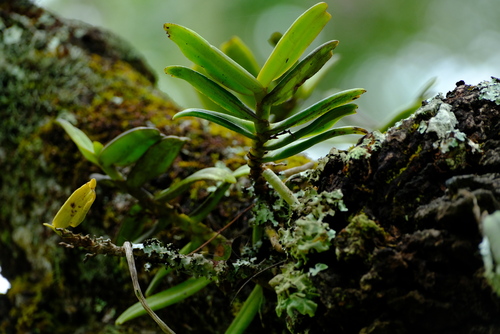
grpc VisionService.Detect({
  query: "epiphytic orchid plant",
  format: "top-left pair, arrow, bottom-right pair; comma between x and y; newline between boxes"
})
164,2 -> 367,204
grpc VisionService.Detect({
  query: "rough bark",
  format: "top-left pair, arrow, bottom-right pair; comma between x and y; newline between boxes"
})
2,2 -> 500,334
304,79 -> 500,333
0,2 -> 250,333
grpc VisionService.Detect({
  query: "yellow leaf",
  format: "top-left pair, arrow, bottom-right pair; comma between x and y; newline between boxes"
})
44,179 -> 96,232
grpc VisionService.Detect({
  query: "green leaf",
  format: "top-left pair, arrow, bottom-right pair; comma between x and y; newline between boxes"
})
224,285 -> 264,334
232,164 -> 251,178
155,167 -> 237,202
98,127 -> 162,167
92,141 -> 104,156
173,108 -> 257,139
190,182 -> 232,224
165,66 -> 256,120
264,40 -> 338,106
262,126 -> 368,162
115,204 -> 146,246
264,104 -> 358,150
115,277 -> 211,325
188,163 -> 250,223
220,36 -> 261,77
56,118 -> 99,165
126,136 -> 188,188
269,88 -> 366,134
257,2 -> 331,87
297,54 -> 339,101
164,23 -> 263,96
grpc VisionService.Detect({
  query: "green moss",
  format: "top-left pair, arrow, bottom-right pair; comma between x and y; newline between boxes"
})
334,213 -> 388,263
0,5 -> 248,332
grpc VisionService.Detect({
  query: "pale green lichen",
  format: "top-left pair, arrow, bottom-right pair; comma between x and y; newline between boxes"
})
253,199 -> 280,227
142,239 -> 228,280
425,101 -> 456,137
269,262 -> 318,327
344,130 -> 385,162
416,97 -> 481,154
279,188 -> 344,263
478,78 -> 500,105
308,263 -> 328,276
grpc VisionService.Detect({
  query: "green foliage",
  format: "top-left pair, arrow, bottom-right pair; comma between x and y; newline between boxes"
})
116,277 -> 212,325
49,3 -> 372,333
224,285 -> 264,334
164,2 -> 367,189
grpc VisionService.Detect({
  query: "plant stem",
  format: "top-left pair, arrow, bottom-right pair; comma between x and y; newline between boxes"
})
248,98 -> 271,196
262,168 -> 299,207
124,242 -> 175,334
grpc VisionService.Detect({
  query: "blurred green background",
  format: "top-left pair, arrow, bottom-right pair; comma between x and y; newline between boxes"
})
37,0 -> 500,156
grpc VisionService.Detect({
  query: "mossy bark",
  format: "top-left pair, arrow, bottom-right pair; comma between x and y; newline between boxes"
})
0,2 -> 249,333
2,2 -> 500,334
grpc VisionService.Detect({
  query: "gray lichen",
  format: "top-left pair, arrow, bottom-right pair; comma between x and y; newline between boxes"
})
478,77 -> 500,105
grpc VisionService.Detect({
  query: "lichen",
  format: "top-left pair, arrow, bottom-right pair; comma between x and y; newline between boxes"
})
279,188 -> 345,263
343,130 -> 385,162
415,97 -> 481,155
478,77 -> 500,105
269,262 -> 319,331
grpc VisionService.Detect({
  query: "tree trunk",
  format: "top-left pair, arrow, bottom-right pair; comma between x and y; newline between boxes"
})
2,2 -> 500,333
306,79 -> 500,333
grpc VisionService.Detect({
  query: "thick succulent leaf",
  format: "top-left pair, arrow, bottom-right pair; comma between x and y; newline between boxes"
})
115,277 -> 211,325
262,126 -> 368,162
269,88 -> 366,134
232,164 -> 251,178
56,118 -> 99,165
155,167 -> 237,202
92,141 -> 104,156
224,285 -> 264,334
297,54 -> 339,101
300,104 -> 359,137
190,182 -> 232,224
264,104 -> 358,150
173,108 -> 257,139
257,2 -> 331,87
126,136 -> 189,188
165,66 -> 256,120
98,127 -> 163,167
221,36 -> 261,77
192,65 -> 229,114
164,23 -> 263,95
115,204 -> 146,246
264,40 -> 338,106
190,164 -> 250,223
